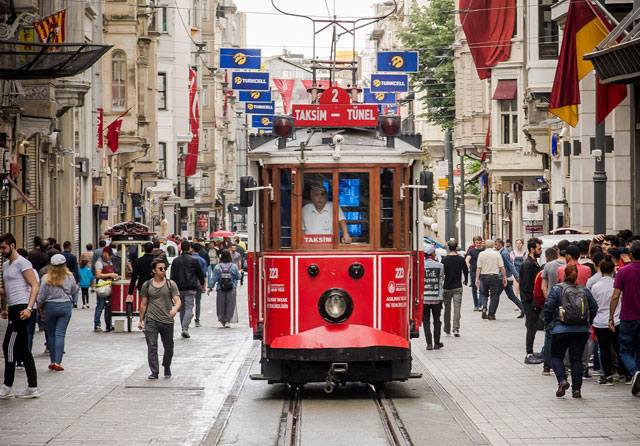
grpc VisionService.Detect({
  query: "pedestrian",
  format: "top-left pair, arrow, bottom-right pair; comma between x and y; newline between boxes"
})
466,236 -> 485,311
609,240 -> 640,396
62,241 -> 79,308
127,243 -> 155,305
541,240 -> 569,299
78,259 -> 94,308
94,247 -> 118,332
207,241 -> 219,292
234,235 -> 247,251
520,237 -> 544,365
27,236 -> 49,274
36,254 -> 77,372
230,245 -> 243,286
476,240 -> 507,320
496,238 -> 524,318
586,251 -> 606,291
423,244 -> 444,349
557,244 -> 592,286
510,239 -> 526,298
191,243 -> 207,327
170,241 -> 205,338
0,233 -> 40,399
151,239 -> 170,266
91,240 -> 107,276
441,240 -> 468,337
211,249 -> 242,328
138,259 -> 181,379
81,243 -> 94,266
544,264 -> 598,398
536,248 -> 557,375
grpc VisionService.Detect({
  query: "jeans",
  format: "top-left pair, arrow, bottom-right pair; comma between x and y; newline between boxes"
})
470,269 -> 483,308
81,288 -> 90,306
94,296 -> 106,328
179,290 -> 197,331
543,331 -> 552,369
44,302 -> 72,364
423,302 -> 443,345
524,302 -> 541,355
551,331 -> 589,390
594,326 -> 627,377
480,274 -> 501,315
144,318 -> 174,375
195,289 -> 202,323
72,291 -> 78,305
3,304 -> 37,388
443,288 -> 463,333
207,264 -> 217,290
619,319 -> 640,376
500,280 -> 524,313
216,289 -> 237,323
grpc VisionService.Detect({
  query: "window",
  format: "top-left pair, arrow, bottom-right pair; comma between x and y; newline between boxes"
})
380,168 -> 394,248
301,172 -> 334,245
280,169 -> 292,248
500,100 -> 518,145
202,85 -> 209,107
539,0 -> 559,59
111,51 -> 126,111
157,73 -> 167,110
338,173 -> 370,244
158,142 -> 166,178
203,129 -> 208,152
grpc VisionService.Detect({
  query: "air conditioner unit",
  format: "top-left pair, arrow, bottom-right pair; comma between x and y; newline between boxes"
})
0,147 -> 10,175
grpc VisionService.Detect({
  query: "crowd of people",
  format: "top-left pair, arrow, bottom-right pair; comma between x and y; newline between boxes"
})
423,231 -> 640,399
0,232 -> 247,396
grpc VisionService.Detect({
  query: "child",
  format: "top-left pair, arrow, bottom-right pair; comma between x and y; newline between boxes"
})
78,259 -> 95,309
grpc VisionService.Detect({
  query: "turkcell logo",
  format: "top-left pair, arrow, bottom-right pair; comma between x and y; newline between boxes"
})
363,88 -> 396,104
231,71 -> 270,91
371,74 -> 408,92
239,91 -> 272,102
377,52 -> 418,72
252,115 -> 273,127
220,48 -> 261,69
245,101 -> 275,114
254,128 -> 271,135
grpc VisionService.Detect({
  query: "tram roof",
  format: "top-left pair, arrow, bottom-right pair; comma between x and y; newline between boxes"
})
247,127 -> 424,164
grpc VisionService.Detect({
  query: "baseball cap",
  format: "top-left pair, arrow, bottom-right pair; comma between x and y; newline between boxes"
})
51,254 -> 66,266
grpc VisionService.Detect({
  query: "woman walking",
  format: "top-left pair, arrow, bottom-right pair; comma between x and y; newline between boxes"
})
210,249 -> 241,328
37,254 -> 78,371
544,264 -> 598,398
511,239 -> 526,303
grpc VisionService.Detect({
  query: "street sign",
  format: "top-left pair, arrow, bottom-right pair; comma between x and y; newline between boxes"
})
291,104 -> 378,127
377,52 -> 419,72
231,71 -> 270,91
371,74 -> 409,92
251,115 -> 273,127
245,101 -> 275,114
220,48 -> 261,69
525,224 -> 543,234
438,178 -> 449,190
363,88 -> 396,104
239,91 -> 271,102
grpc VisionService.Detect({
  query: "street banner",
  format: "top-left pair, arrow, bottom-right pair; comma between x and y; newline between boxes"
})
370,74 -> 408,92
377,52 -> 418,72
252,115 -> 274,127
196,211 -> 209,232
245,101 -> 275,114
238,91 -> 271,102
253,128 -> 272,135
363,88 -> 396,104
522,190 -> 543,221
231,71 -> 270,91
97,108 -> 103,148
273,79 -> 295,114
292,104 -> 378,127
34,9 -> 66,45
220,48 -> 261,70
185,68 -> 200,177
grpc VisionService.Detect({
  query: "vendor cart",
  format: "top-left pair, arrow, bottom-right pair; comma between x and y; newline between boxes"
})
104,222 -> 155,332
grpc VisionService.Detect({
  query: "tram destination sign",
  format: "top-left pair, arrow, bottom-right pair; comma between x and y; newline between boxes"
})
291,104 -> 378,127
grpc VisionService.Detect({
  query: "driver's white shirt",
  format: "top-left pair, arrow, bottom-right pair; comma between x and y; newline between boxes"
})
301,202 -> 346,234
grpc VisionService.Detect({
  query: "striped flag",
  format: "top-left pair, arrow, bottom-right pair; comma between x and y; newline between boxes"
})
34,9 -> 66,45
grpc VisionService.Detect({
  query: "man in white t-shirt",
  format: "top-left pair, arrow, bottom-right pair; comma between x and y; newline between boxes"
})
0,233 -> 40,399
301,184 -> 352,244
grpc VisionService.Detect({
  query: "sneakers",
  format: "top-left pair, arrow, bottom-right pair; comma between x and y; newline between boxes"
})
612,374 -> 620,382
481,310 -> 488,319
94,326 -> 102,332
181,330 -> 190,338
15,387 -> 40,399
542,367 -> 551,376
533,352 -> 544,359
148,373 -> 159,379
572,390 -> 582,399
524,354 -> 543,365
599,377 -> 613,386
631,371 -> 640,396
164,367 -> 171,377
453,329 -> 460,337
488,315 -> 496,320
426,344 -> 434,350
626,375 -> 633,385
556,380 -> 570,397
195,321 -> 201,327
434,342 -> 444,350
0,385 -> 14,399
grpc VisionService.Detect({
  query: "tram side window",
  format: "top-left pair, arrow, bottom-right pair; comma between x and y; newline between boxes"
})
380,168 -> 394,248
338,172 -> 369,244
280,169 -> 292,248
301,173 -> 334,245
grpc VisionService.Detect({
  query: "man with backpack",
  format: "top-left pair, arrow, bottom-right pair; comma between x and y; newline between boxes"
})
211,249 -> 241,328
138,259 -> 181,379
169,242 -> 205,338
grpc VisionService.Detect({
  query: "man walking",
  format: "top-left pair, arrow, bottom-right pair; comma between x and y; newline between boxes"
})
170,241 -> 205,338
496,239 -> 524,318
0,233 -> 41,399
27,237 -> 48,274
476,240 -> 507,320
62,241 -> 79,308
191,243 -> 207,327
138,259 -> 181,379
127,243 -> 155,305
466,236 -> 485,311
441,240 -> 468,337
423,245 -> 444,350
520,237 -> 544,365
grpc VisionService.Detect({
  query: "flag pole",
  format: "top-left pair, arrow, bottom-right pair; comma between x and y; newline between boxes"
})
593,77 -> 607,234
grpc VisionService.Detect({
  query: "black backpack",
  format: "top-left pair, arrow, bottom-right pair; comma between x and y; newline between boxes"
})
557,283 -> 590,325
219,264 -> 234,291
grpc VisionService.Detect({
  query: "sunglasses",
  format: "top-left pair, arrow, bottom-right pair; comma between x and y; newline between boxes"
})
156,267 -> 166,271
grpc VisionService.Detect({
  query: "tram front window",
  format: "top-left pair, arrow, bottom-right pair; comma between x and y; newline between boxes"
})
339,173 -> 369,244
301,173 -> 341,245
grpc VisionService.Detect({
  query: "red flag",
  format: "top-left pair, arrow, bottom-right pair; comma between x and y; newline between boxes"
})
596,76 -> 627,124
273,79 -> 295,114
105,108 -> 131,153
185,68 -> 200,178
481,122 -> 490,162
34,9 -> 66,45
97,108 -> 103,149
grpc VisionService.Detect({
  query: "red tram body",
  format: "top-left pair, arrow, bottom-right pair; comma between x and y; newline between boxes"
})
243,87 -> 431,385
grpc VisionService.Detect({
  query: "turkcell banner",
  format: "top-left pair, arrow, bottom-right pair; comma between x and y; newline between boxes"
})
377,52 -> 419,72
251,115 -> 273,127
220,48 -> 261,70
239,91 -> 272,102
371,74 -> 408,92
363,88 -> 396,104
254,128 -> 271,135
231,71 -> 270,91
245,101 -> 275,114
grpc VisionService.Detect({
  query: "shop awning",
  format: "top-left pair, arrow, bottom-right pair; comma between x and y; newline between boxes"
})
492,80 -> 517,100
0,40 -> 112,80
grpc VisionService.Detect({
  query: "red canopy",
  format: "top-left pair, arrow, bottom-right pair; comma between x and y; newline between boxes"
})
210,230 -> 234,238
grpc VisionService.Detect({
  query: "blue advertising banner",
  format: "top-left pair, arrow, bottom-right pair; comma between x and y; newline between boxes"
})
251,115 -> 274,127
245,101 -> 275,114
253,128 -> 271,135
239,91 -> 272,102
370,74 -> 408,92
363,88 -> 396,104
378,104 -> 400,115
377,52 -> 419,72
220,48 -> 261,70
231,71 -> 270,91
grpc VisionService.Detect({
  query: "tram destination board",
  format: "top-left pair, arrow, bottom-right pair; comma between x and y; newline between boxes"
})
291,104 -> 378,127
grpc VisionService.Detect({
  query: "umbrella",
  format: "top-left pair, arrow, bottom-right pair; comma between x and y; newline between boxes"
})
210,230 -> 234,238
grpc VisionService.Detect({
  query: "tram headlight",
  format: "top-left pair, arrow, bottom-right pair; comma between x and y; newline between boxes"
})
325,295 -> 347,319
318,288 -> 353,324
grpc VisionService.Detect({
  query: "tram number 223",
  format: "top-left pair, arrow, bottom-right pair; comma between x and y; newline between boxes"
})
269,267 -> 279,279
394,267 -> 405,279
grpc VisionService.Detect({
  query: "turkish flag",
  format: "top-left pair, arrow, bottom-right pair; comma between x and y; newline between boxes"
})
273,79 -> 295,114
106,115 -> 124,153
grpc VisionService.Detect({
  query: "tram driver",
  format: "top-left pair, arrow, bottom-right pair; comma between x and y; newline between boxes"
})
302,183 -> 352,244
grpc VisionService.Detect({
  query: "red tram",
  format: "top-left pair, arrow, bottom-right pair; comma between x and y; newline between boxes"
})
242,87 -> 433,387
